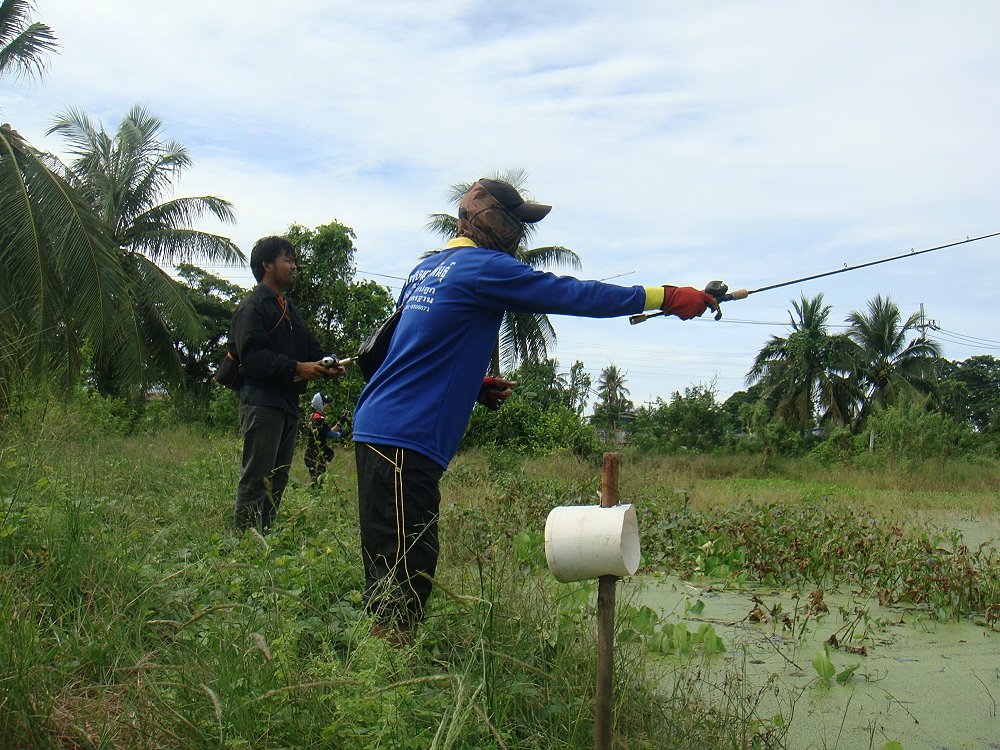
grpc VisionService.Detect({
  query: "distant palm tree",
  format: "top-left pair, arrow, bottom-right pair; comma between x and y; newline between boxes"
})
424,168 -> 581,373
845,295 -> 941,421
594,364 -> 632,429
0,0 -> 57,79
49,105 -> 244,395
747,294 -> 856,433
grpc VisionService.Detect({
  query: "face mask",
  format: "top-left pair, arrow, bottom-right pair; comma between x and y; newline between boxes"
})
457,182 -> 524,254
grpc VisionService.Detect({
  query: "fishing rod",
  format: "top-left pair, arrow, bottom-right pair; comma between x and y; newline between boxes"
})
629,231 -> 1000,325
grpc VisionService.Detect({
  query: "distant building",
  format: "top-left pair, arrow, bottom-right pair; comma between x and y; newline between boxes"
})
590,411 -> 636,446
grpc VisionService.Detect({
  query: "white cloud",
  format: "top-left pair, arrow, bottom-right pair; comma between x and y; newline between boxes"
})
5,0 -> 1000,404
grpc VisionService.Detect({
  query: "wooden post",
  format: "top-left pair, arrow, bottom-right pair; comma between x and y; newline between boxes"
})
595,452 -> 620,750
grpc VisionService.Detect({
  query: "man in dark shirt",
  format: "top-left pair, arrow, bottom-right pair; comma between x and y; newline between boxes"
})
229,236 -> 345,532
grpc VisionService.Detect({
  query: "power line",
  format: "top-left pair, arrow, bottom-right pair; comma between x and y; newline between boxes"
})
931,332 -> 1000,352
934,328 -> 1000,347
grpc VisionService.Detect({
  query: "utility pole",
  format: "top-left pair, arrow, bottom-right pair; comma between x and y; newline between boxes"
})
915,303 -> 939,341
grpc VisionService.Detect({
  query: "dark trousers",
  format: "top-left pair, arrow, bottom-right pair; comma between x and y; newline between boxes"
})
356,442 -> 444,626
304,434 -> 334,485
235,403 -> 299,532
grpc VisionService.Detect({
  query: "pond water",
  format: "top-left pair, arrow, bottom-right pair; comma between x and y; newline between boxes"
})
635,576 -> 1000,750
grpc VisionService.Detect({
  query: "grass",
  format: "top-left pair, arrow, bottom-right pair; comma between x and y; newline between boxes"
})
2,393 -> 998,749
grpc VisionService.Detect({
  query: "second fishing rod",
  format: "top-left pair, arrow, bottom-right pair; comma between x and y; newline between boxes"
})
629,231 -> 1000,325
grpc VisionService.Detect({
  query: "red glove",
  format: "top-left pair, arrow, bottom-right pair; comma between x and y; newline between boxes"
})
661,285 -> 719,320
477,377 -> 517,411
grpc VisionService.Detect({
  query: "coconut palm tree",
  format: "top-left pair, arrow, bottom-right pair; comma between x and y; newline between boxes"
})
0,0 -> 57,79
746,293 -> 856,433
593,364 -> 633,429
845,295 -> 941,421
0,4 -> 136,403
48,105 -> 244,395
424,168 -> 581,373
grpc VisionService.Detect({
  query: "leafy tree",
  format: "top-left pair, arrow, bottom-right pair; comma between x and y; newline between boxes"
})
845,295 -> 941,421
48,105 -> 244,397
935,355 -> 1000,432
463,393 -> 600,458
285,221 -> 393,356
864,392 -> 976,462
424,168 -> 581,372
630,383 -> 732,453
174,264 -> 243,404
286,222 -> 395,356
509,357 -> 566,410
592,364 -> 633,429
746,294 -> 856,434
564,360 -> 592,415
721,382 -> 765,434
505,357 -> 592,416
285,221 -> 394,410
0,0 -> 57,79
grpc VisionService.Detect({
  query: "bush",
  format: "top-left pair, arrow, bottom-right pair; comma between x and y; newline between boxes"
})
462,395 -> 601,458
630,386 -> 734,454
864,397 -> 978,462
207,386 -> 240,430
807,426 -> 857,464
858,400 -> 975,461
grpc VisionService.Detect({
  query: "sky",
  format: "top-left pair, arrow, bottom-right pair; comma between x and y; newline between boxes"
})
4,1 -> 1000,409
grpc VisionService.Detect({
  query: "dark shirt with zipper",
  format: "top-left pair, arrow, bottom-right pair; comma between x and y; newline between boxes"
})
230,283 -> 325,416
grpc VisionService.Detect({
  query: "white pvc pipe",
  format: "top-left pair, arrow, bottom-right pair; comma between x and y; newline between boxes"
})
544,504 -> 641,583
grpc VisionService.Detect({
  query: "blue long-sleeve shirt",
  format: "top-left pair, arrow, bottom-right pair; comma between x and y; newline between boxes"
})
352,240 -> 648,467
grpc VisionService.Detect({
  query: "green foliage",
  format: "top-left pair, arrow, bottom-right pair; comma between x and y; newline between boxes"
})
845,294 -> 941,421
0,0 -> 59,80
864,394 -> 978,462
742,294 -> 954,445
591,364 -> 633,429
46,105 -> 243,398
936,355 -> 1000,432
1,391 -> 763,750
207,386 -> 241,430
0,123 -> 130,407
811,643 -> 859,686
643,500 -> 1000,624
463,394 -> 601,458
173,263 -> 244,405
508,357 -> 591,415
623,605 -> 726,657
508,358 -> 565,410
629,384 -> 734,454
747,294 -> 856,432
285,221 -> 393,414
806,426 -> 856,464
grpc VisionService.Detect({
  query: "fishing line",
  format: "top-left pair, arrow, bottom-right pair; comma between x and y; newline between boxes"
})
630,231 -> 1000,324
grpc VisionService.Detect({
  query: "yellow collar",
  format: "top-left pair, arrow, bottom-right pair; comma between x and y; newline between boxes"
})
445,237 -> 478,249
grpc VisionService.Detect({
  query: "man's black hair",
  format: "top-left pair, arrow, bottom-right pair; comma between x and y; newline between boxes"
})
249,236 -> 294,282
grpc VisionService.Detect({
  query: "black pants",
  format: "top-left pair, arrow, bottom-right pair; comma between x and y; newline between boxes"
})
356,442 -> 444,627
235,403 -> 298,532
304,434 -> 334,484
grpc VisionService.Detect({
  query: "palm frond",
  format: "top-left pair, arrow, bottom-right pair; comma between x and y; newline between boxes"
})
498,311 -> 557,371
0,123 -> 131,359
0,0 -> 58,80
126,227 -> 245,266
424,212 -> 457,241
517,245 -> 581,271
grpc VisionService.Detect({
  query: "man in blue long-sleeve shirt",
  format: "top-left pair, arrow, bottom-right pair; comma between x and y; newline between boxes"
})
352,179 -> 718,641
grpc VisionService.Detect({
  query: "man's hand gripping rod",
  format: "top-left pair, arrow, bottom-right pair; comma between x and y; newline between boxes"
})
629,281 -> 748,324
